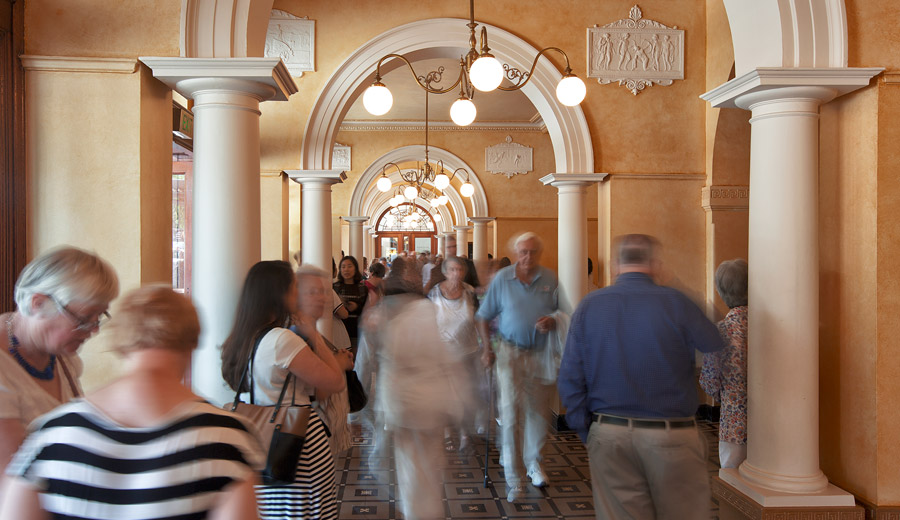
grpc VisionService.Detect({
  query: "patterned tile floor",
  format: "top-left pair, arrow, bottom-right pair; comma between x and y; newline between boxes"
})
334,420 -> 722,519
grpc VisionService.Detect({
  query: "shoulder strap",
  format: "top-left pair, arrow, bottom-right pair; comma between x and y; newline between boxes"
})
58,357 -> 81,398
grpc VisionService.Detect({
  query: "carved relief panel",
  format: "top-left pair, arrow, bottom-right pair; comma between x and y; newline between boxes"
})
587,5 -> 684,95
265,10 -> 315,77
485,136 -> 533,179
332,143 -> 351,171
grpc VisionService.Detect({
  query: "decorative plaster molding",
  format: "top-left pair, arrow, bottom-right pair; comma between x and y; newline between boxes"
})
608,173 -> 706,181
588,5 -> 684,95
260,169 -> 284,177
884,72 -> 900,85
264,10 -> 314,78
332,143 -> 351,171
702,185 -> 749,211
338,120 -> 544,132
20,56 -> 138,74
540,173 -> 608,186
486,136 -> 534,178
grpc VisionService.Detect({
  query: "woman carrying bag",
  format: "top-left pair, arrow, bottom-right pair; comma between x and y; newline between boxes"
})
221,261 -> 350,520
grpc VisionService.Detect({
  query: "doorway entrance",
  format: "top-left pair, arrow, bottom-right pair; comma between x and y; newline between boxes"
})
374,203 -> 437,258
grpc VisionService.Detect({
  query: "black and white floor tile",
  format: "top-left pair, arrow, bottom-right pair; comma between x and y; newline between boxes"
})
333,420 -> 723,519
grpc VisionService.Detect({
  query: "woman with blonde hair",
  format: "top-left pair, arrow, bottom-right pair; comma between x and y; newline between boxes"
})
1,285 -> 263,520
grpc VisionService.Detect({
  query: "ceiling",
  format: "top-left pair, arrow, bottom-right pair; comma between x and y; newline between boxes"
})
343,58 -> 540,125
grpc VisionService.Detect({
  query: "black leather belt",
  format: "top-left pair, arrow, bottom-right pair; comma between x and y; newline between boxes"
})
593,414 -> 696,429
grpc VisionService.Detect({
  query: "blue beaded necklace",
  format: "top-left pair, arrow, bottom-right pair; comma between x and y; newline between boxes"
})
6,316 -> 56,381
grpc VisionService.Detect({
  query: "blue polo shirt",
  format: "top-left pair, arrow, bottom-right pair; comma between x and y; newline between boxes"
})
558,272 -> 724,441
476,264 -> 558,348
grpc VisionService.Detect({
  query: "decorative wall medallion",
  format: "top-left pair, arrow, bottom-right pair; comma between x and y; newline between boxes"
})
587,5 -> 684,95
701,185 -> 749,211
332,143 -> 351,171
264,10 -> 315,77
485,136 -> 533,179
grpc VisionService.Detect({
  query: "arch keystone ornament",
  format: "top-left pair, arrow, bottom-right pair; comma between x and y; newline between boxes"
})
588,5 -> 684,95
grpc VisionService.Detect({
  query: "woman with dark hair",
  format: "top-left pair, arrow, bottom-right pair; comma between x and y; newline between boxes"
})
364,262 -> 386,307
221,260 -> 349,520
333,256 -> 367,352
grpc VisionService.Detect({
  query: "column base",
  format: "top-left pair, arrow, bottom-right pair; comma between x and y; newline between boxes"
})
716,469 -> 858,511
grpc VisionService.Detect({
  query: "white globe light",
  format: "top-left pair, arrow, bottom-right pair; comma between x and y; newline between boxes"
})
363,83 -> 393,115
430,197 -> 440,207
403,185 -> 418,200
390,196 -> 400,207
433,173 -> 450,190
433,213 -> 442,222
460,182 -> 475,197
438,195 -> 449,205
556,75 -> 586,106
376,176 -> 392,192
470,55 -> 504,92
450,97 -> 477,126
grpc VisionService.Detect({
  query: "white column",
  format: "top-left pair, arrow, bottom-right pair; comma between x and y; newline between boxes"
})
343,216 -> 368,261
287,170 -> 347,339
141,58 -> 296,405
369,229 -> 378,259
702,68 -> 881,504
436,234 -> 445,258
454,226 -> 472,258
469,217 -> 495,262
363,225 -> 373,260
540,174 -> 606,314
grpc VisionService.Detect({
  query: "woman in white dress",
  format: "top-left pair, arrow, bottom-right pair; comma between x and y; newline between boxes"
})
427,255 -> 482,450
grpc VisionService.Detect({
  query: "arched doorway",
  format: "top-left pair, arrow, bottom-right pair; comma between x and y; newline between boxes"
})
373,203 -> 437,257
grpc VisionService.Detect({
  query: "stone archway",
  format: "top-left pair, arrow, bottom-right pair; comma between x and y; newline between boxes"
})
301,17 -> 593,174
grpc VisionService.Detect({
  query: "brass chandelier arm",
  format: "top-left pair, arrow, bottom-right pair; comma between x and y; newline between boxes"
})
374,53 -> 465,95
495,46 -> 573,91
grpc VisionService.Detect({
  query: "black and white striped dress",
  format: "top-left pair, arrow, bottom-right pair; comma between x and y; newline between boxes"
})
252,328 -> 338,520
6,399 -> 264,520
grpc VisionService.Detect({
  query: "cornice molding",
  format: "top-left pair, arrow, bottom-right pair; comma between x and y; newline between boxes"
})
540,173 -> 608,186
139,57 -> 298,101
701,67 -> 884,109
702,185 -> 749,211
338,120 -> 544,133
260,169 -> 284,177
608,173 -> 706,181
20,55 -> 139,74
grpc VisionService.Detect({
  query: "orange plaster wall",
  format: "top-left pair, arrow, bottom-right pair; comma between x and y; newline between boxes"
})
845,0 -> 900,70
603,175 -> 708,304
875,82 -> 900,504
818,85 -> 879,502
24,0 -> 180,57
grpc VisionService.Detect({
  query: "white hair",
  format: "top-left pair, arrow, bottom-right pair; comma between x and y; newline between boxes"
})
513,232 -> 544,252
295,264 -> 330,284
15,246 -> 119,317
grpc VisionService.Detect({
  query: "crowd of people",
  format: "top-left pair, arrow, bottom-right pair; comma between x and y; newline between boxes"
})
0,234 -> 749,520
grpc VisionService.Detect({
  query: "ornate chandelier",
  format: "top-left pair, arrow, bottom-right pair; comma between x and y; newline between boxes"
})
375,68 -> 475,203
362,0 -> 586,126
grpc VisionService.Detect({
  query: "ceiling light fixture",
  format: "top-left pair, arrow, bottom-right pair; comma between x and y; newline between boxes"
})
362,0 -> 586,125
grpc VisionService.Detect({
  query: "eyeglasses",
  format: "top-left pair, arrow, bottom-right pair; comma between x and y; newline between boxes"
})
52,298 -> 111,332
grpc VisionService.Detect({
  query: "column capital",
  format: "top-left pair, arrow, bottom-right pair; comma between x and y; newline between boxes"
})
540,173 -> 608,188
453,225 -> 473,231
286,169 -> 347,185
139,57 -> 298,101
363,225 -> 374,232
701,67 -> 883,110
341,216 -> 370,223
468,217 -> 496,225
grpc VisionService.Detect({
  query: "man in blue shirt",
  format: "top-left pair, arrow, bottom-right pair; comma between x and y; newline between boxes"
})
559,234 -> 723,519
477,232 -> 559,503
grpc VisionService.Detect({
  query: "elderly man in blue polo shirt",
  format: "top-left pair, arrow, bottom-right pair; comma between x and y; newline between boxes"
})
559,234 -> 723,519
477,232 -> 559,503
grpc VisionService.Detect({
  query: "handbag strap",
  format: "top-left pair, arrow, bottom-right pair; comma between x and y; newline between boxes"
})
230,325 -> 278,411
